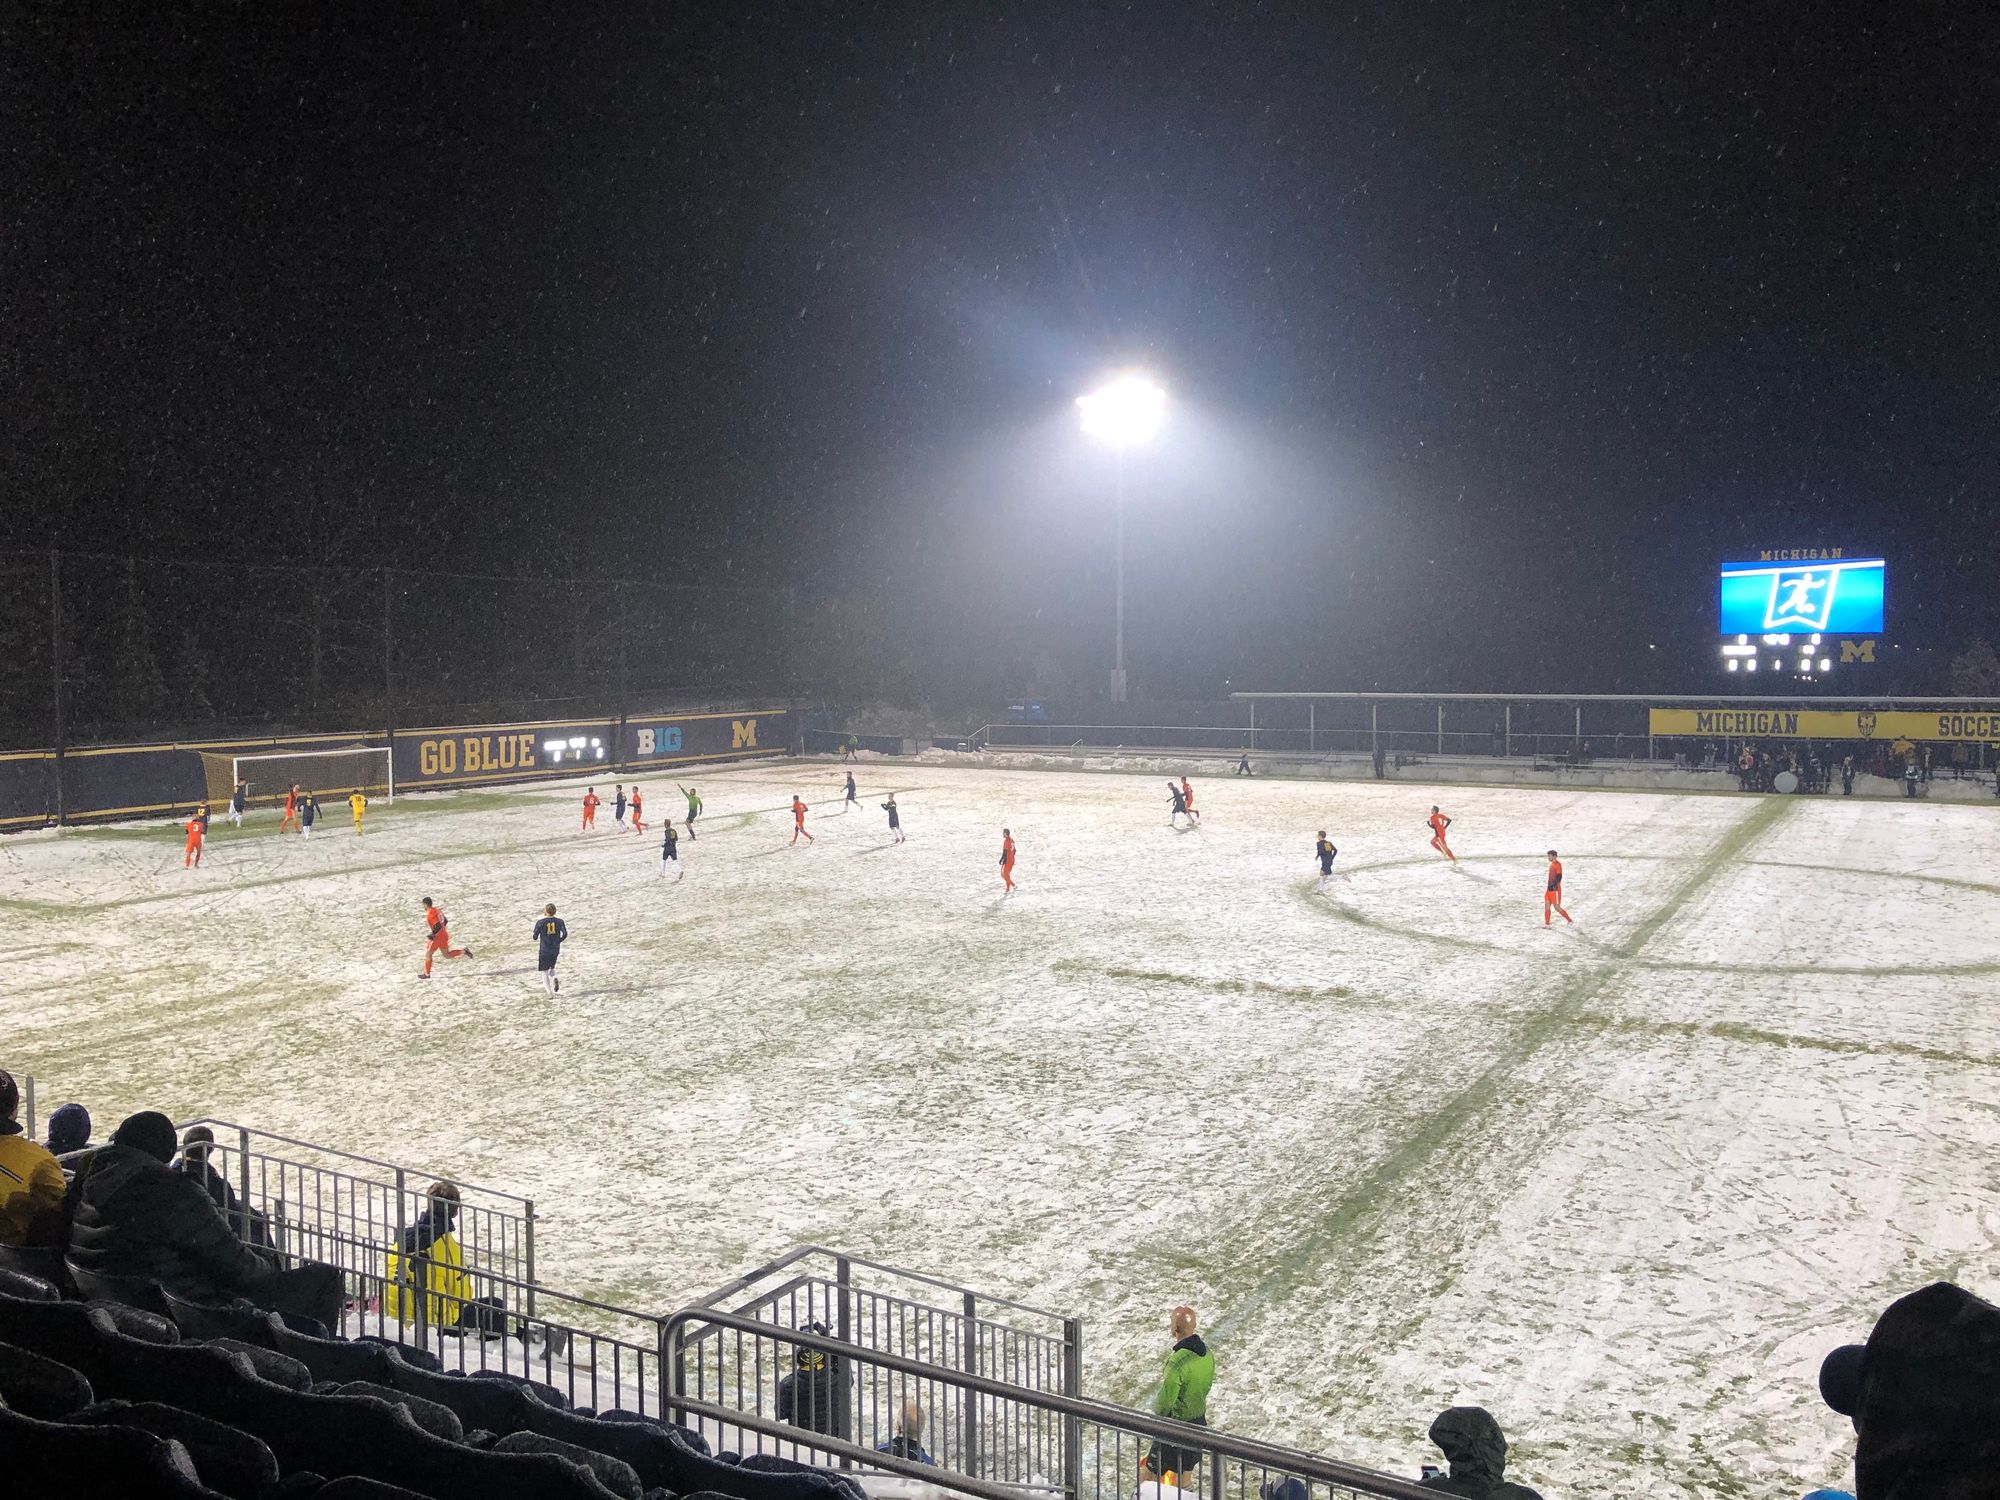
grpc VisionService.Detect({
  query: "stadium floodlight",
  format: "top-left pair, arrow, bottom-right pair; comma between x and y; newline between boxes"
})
1746,658 -> 1758,672
1819,657 -> 1831,672
1077,371 -> 1167,449
1726,659 -> 1739,672
1078,370 -> 1167,702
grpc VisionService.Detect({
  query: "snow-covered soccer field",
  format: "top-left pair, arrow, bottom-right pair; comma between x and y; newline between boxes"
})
8,760 -> 1999,1499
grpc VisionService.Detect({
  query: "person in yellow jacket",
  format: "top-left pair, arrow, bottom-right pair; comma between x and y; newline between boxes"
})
0,1070 -> 67,1245
385,1180 -> 471,1329
348,791 -> 368,834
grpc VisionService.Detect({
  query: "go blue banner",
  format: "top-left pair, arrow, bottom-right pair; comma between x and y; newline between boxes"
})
1718,557 -> 1885,635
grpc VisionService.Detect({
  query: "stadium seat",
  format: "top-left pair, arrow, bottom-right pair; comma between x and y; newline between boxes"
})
0,1291 -> 256,1408
211,1337 -> 314,1390
524,1407 -> 861,1500
385,1357 -> 546,1435
67,1259 -> 176,1316
0,1241 -> 69,1289
0,1402 -> 233,1498
72,1399 -> 284,1500
0,1261 -> 61,1301
269,1321 -> 405,1384
358,1331 -> 444,1370
0,1334 -> 95,1418
92,1298 -> 185,1345
164,1287 -> 286,1345
490,1430 -> 645,1499
198,1375 -> 629,1500
312,1480 -> 437,1500
468,1362 -> 572,1408
321,1379 -> 467,1442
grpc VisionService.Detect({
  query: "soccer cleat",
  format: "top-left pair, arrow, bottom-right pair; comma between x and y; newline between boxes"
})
553,976 -> 560,993
462,948 -> 473,958
419,972 -> 431,980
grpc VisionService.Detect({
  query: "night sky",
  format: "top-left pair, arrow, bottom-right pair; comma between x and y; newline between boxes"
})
7,6 -> 1995,706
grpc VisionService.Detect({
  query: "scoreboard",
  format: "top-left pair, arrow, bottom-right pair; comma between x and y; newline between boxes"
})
1716,550 -> 1884,678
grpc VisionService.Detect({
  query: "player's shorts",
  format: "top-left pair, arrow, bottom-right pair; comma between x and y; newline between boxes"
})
426,930 -> 451,952
662,850 -> 678,862
537,950 -> 559,972
1320,862 -> 1334,874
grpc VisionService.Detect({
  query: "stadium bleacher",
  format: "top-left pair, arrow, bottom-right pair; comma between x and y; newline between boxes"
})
0,1252 -> 882,1500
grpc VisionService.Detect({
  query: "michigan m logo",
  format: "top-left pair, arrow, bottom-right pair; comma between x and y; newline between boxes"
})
1840,640 -> 1876,664
731,719 -> 758,749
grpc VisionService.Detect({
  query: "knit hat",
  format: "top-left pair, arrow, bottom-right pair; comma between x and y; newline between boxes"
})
113,1110 -> 179,1163
45,1103 -> 91,1155
1819,1342 -> 1867,1421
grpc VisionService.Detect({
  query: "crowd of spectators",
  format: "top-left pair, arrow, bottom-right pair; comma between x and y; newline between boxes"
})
1663,736 -> 1998,798
0,1070 -> 346,1331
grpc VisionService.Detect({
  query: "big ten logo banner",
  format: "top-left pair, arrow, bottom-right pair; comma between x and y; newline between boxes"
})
732,718 -> 757,748
633,726 -> 683,756
417,733 -> 537,778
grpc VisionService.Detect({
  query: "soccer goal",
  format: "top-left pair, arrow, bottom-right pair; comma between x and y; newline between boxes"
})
199,746 -> 394,809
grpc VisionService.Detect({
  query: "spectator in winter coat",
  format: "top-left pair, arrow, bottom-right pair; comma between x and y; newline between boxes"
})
875,1397 -> 935,1465
386,1180 -> 476,1331
44,1102 -> 92,1158
776,1322 -> 851,1439
0,1070 -> 66,1245
1145,1305 -> 1214,1478
66,1111 -> 344,1329
173,1125 -> 271,1249
1818,1281 -> 2000,1500
1417,1407 -> 1544,1498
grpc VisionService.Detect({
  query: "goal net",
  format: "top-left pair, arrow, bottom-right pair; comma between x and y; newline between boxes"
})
199,747 -> 394,810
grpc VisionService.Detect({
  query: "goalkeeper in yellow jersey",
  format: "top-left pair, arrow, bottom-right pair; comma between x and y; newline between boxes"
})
348,790 -> 368,834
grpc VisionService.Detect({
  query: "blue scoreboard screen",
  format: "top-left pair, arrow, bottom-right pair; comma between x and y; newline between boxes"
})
1718,557 -> 1885,636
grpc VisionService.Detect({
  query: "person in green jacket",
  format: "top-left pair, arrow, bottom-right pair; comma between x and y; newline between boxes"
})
1146,1305 -> 1214,1479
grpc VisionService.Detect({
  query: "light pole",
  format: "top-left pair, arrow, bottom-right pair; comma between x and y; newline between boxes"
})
1076,371 -> 1165,703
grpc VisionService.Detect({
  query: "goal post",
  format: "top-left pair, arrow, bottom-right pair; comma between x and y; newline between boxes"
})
199,746 -> 394,810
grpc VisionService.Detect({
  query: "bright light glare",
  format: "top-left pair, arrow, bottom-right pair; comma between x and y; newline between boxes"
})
1746,659 -> 1758,672
1726,659 -> 1739,672
1077,372 -> 1167,448
1819,658 -> 1831,672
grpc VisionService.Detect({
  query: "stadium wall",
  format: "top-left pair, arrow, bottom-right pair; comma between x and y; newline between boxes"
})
0,708 -> 791,831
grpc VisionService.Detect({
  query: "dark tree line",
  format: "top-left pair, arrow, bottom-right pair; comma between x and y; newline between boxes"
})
0,551 -> 796,752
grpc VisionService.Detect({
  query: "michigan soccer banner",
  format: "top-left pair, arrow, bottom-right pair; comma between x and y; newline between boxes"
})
1649,707 -> 2000,742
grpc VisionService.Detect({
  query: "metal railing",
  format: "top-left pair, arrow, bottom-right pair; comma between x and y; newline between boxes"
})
173,1119 -> 539,1319
663,1313 -> 1435,1500
676,1247 -> 1081,1490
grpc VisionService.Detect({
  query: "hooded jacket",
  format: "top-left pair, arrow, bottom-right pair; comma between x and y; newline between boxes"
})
385,1205 -> 471,1329
66,1143 -> 274,1298
1152,1335 -> 1214,1425
1418,1407 -> 1543,1499
1849,1282 -> 2000,1500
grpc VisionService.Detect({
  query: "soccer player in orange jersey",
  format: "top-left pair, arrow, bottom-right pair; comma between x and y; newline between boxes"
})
1426,805 -> 1456,862
1180,777 -> 1199,823
999,828 -> 1016,893
629,786 -> 646,833
418,897 -> 473,978
582,788 -> 600,830
183,805 -> 208,868
1544,850 -> 1572,925
278,784 -> 301,834
791,795 -> 813,844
